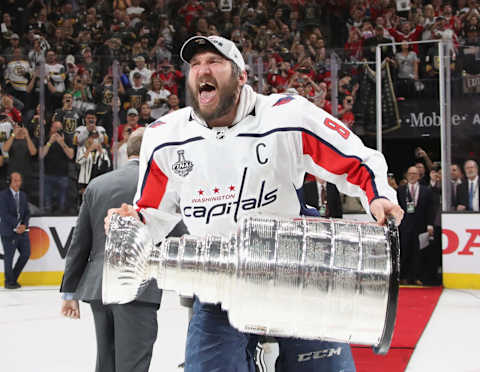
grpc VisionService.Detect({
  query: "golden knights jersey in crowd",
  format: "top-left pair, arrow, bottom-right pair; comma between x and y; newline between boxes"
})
52,107 -> 82,138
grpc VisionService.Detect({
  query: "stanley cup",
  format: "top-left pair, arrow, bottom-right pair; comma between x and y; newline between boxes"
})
103,214 -> 399,354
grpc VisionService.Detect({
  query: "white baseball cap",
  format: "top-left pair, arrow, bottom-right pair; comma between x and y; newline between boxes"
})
180,36 -> 245,72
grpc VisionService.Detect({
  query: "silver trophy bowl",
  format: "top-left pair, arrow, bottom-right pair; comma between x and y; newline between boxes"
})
103,214 -> 399,354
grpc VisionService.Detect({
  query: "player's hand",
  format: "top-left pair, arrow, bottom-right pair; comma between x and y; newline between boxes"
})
104,203 -> 140,233
370,198 -> 404,227
61,299 -> 80,319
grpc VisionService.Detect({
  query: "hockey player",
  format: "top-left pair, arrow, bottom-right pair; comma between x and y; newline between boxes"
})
106,36 -> 404,372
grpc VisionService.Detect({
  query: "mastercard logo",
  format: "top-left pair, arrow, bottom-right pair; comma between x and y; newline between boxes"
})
29,227 -> 50,259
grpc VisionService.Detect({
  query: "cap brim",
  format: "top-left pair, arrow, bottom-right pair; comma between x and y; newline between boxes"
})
180,36 -> 219,64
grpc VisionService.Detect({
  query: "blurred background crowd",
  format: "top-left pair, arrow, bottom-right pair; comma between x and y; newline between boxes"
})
0,0 -> 478,228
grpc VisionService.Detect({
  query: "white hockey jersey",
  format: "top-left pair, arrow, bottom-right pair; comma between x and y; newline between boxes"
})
4,59 -> 31,91
134,86 -> 397,243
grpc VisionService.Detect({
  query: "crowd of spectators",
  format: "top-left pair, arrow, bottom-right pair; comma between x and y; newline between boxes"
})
0,0 -> 479,215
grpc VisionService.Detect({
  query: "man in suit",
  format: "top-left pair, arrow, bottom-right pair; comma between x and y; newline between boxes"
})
303,176 -> 343,218
397,166 -> 434,285
426,163 -> 442,285
0,172 -> 30,289
450,163 -> 465,210
456,160 -> 479,212
60,128 -> 186,372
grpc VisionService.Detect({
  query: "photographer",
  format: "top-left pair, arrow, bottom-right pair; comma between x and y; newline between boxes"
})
39,121 -> 74,215
76,129 -> 111,199
73,110 -> 108,148
2,122 -> 37,197
152,60 -> 183,96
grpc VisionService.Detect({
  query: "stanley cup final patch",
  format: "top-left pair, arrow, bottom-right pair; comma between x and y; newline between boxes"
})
172,150 -> 194,177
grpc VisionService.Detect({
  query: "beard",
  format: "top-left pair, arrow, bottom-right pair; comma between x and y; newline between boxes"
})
188,74 -> 240,124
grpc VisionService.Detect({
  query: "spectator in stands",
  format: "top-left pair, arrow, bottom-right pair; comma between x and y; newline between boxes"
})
70,74 -> 94,114
421,4 -> 438,42
4,47 -> 31,106
4,33 -> 24,60
79,47 -> 100,86
125,71 -> 148,111
76,129 -> 111,197
267,60 -> 292,93
52,92 -> 82,141
167,94 -> 180,113
39,120 -> 74,214
1,122 -> 37,197
65,55 -> 79,88
45,49 -> 67,109
415,160 -> 430,186
150,36 -> 172,65
457,159 -> 479,211
344,27 -> 364,61
23,103 -> 45,143
153,60 -> 183,96
27,35 -> 46,71
395,41 -> 420,98
363,24 -> 396,62
117,108 -> 141,146
456,24 -> 480,77
414,147 -> 434,184
129,55 -> 153,88
138,102 -> 155,126
0,13 -> 15,45
146,76 -> 170,119
26,62 -> 43,112
0,94 -> 22,124
397,165 -> 434,285
451,163 -> 465,209
387,17 -> 424,56
73,110 -> 109,148
338,95 -> 356,129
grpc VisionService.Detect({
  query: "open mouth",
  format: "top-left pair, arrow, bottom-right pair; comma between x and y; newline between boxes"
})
198,82 -> 217,105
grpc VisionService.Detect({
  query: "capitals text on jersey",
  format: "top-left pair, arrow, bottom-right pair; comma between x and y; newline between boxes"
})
183,167 -> 278,224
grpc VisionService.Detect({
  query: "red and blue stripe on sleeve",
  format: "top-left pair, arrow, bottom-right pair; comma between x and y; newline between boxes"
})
302,131 -> 379,203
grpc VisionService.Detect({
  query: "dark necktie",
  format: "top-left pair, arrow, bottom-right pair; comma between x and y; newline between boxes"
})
468,182 -> 474,211
320,185 -> 329,217
15,192 -> 21,224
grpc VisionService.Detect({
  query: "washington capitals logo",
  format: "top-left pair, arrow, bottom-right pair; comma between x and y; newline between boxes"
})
172,150 -> 193,177
273,96 -> 294,107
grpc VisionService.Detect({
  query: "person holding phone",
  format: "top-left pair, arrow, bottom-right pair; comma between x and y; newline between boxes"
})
39,120 -> 74,214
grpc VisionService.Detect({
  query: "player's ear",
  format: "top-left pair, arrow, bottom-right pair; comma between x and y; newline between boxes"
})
239,70 -> 247,86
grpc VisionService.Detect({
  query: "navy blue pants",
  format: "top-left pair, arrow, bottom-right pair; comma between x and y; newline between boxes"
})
185,299 -> 356,372
2,234 -> 30,286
